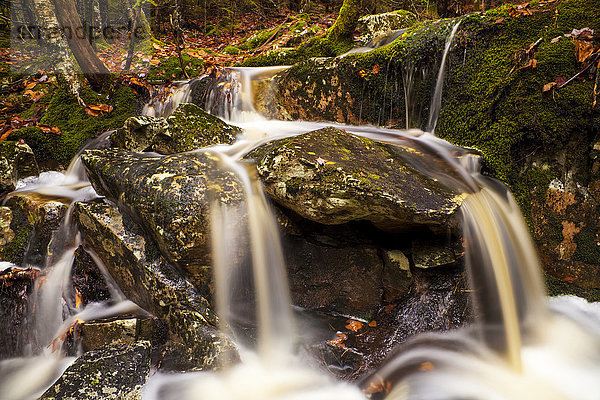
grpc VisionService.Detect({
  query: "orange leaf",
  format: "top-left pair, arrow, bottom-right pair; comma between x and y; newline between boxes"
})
25,81 -> 37,90
75,288 -> 83,308
0,129 -> 12,141
368,320 -> 377,327
372,64 -> 380,74
419,361 -> 435,371
328,332 -> 347,348
384,303 -> 397,314
358,69 -> 367,77
345,319 -> 364,332
543,82 -> 557,92
574,40 -> 596,63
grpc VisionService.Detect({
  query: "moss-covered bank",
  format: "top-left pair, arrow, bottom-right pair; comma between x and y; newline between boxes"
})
8,85 -> 137,169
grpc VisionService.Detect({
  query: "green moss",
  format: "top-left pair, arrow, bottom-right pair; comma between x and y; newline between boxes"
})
147,54 -> 204,81
239,29 -> 278,51
545,273 -> 600,302
8,85 -> 136,169
0,204 -> 33,264
240,33 -> 353,66
223,46 -> 241,55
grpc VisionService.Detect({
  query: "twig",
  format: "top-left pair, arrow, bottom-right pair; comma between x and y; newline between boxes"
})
557,51 -> 600,90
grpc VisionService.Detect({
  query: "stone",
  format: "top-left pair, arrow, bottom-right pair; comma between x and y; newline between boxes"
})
248,127 -> 464,232
74,200 -> 237,370
412,242 -> 457,269
40,341 -> 151,400
71,246 -> 111,306
382,249 -> 412,301
80,149 -> 244,274
0,193 -> 68,266
79,318 -> 157,353
0,141 -> 39,197
283,234 -> 384,317
112,103 -> 240,154
0,267 -> 38,359
357,10 -> 417,44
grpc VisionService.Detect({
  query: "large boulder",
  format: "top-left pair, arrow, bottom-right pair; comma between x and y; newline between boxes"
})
40,341 -> 151,400
252,0 -> 600,293
0,141 -> 38,197
112,103 -> 241,154
80,149 -> 244,273
248,127 -> 464,232
357,10 -> 417,45
74,200 -> 237,370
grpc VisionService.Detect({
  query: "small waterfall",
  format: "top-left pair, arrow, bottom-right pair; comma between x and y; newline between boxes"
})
427,20 -> 461,134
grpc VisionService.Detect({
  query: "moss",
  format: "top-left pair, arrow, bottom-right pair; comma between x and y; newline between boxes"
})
8,85 -> 136,169
223,46 -> 241,55
0,204 -> 33,264
545,273 -> 600,302
239,28 -> 278,51
239,33 -> 353,67
147,54 -> 204,81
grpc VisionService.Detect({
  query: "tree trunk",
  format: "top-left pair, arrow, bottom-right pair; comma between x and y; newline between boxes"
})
52,0 -> 111,91
25,0 -> 83,101
326,0 -> 359,43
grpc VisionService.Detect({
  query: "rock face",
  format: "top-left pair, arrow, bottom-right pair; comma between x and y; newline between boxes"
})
357,10 -> 417,44
81,148 -> 243,272
40,341 -> 151,400
0,193 -> 68,266
74,199 -> 237,370
0,141 -> 38,196
248,127 -> 464,232
112,103 -> 240,154
0,267 -> 38,359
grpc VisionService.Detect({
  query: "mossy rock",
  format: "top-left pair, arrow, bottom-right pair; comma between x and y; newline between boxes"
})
8,85 -> 136,170
247,126 -> 465,232
40,341 -> 151,400
0,141 -> 38,196
357,9 -> 418,43
80,149 -> 244,270
113,103 -> 240,154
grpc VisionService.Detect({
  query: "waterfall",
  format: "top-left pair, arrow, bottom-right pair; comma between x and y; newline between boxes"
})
427,20 -> 461,134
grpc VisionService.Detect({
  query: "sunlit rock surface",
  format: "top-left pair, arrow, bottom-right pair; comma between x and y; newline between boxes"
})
0,141 -> 38,196
74,200 -> 237,371
40,341 -> 151,400
81,148 -> 243,273
249,127 -> 464,231
112,103 -> 240,154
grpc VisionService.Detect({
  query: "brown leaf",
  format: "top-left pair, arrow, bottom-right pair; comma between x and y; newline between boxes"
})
550,36 -> 561,44
555,76 -> 567,86
519,58 -> 537,70
85,107 -> 102,117
573,40 -> 596,63
494,18 -> 505,24
368,320 -> 377,327
328,332 -> 347,348
358,69 -> 367,78
364,378 -> 392,395
543,81 -> 557,92
372,64 -> 380,74
419,361 -> 435,371
0,129 -> 12,141
25,81 -> 37,90
345,319 -> 364,332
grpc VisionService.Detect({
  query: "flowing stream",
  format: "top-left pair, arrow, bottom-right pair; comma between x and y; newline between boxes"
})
3,24 -> 600,400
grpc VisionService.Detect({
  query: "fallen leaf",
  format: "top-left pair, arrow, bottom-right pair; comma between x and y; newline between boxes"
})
364,378 -> 392,395
0,129 -> 12,141
550,36 -> 561,43
384,303 -> 397,314
573,40 -> 596,62
368,320 -> 377,327
25,81 -> 37,90
358,69 -> 367,77
75,288 -> 83,308
543,81 -> 557,92
419,361 -> 435,371
519,58 -> 537,70
346,319 -> 364,332
494,18 -> 505,24
372,64 -> 380,74
328,332 -> 347,348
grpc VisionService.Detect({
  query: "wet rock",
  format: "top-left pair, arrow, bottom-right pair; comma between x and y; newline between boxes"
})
248,127 -> 464,232
0,141 -> 39,197
382,249 -> 412,301
74,200 -> 237,370
71,246 -> 111,306
0,267 -> 38,359
80,148 -> 244,275
357,10 -> 417,44
40,341 -> 151,400
112,103 -> 240,154
412,241 -> 458,269
0,193 -> 68,266
284,235 -> 383,317
112,116 -> 169,153
79,318 -> 157,353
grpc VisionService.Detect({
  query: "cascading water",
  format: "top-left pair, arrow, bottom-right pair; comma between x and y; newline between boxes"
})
4,22 -> 600,400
